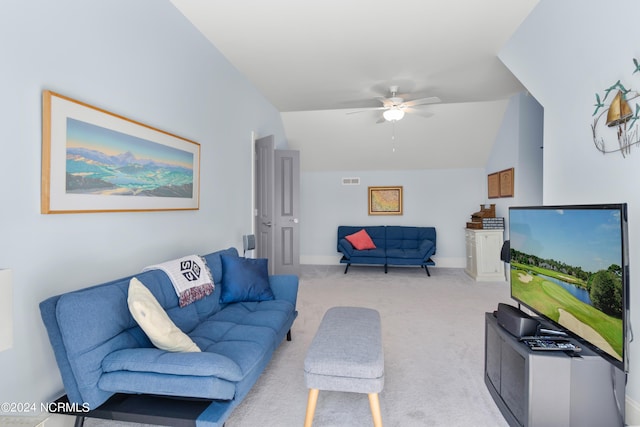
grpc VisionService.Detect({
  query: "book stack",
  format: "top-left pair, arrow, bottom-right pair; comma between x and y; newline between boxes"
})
482,217 -> 505,230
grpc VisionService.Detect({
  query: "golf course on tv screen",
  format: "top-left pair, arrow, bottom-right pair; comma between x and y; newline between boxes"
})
509,206 -> 625,363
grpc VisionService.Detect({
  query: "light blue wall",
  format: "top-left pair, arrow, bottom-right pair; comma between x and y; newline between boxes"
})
0,0 -> 286,414
516,92 -> 544,207
485,92 -> 544,236
500,0 -> 640,419
300,168 -> 487,267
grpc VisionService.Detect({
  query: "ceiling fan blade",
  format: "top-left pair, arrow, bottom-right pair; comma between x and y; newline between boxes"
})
402,96 -> 441,108
346,107 -> 386,115
376,116 -> 386,124
404,107 -> 434,118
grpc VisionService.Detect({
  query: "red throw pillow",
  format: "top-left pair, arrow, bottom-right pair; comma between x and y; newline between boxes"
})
345,229 -> 376,250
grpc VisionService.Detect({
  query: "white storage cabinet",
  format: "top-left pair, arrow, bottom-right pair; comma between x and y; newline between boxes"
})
465,228 -> 505,281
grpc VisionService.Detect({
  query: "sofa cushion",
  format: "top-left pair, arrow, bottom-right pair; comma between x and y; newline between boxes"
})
386,226 -> 436,249
386,241 -> 435,259
219,255 -> 274,304
386,248 -> 427,261
190,300 -> 295,374
345,229 -> 376,250
128,278 -> 200,353
347,248 -> 387,259
98,371 -> 236,401
102,348 -> 243,381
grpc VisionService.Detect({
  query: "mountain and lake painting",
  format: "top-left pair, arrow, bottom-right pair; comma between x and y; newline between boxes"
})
65,118 -> 194,198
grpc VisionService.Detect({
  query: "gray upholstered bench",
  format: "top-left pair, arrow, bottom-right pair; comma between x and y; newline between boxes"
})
303,306 -> 384,427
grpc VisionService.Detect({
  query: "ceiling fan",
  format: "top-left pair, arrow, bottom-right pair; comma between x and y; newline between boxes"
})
348,85 -> 441,122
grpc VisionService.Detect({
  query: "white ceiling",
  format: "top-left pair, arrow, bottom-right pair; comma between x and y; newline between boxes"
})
172,0 -> 539,171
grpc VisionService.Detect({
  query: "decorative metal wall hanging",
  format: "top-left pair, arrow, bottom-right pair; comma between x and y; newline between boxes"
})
591,59 -> 640,157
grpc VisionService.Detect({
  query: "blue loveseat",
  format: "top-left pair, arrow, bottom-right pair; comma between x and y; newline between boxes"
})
39,247 -> 298,427
337,225 -> 437,275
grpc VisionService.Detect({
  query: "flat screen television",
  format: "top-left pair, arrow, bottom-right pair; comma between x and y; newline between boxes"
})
508,204 -> 629,372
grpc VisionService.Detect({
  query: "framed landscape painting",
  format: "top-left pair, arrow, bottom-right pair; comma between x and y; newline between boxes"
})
368,186 -> 403,215
41,90 -> 200,214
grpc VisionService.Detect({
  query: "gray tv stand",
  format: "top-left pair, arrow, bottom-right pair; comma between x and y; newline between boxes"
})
484,312 -> 625,427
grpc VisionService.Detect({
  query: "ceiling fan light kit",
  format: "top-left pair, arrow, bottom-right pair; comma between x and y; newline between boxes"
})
383,108 -> 405,122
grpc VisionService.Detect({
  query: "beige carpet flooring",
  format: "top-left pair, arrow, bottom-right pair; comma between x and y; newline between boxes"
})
87,265 -> 512,427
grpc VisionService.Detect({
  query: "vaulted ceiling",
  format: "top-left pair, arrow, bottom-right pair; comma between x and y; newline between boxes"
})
172,0 -> 539,171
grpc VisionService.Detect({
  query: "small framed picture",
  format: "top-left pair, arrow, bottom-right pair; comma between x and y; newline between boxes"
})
488,172 -> 500,199
368,186 -> 403,215
499,168 -> 514,197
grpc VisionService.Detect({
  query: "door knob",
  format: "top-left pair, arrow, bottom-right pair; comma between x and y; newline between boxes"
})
262,221 -> 272,227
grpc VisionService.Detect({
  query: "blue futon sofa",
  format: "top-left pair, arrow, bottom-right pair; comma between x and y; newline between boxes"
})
337,225 -> 437,275
40,247 -> 298,427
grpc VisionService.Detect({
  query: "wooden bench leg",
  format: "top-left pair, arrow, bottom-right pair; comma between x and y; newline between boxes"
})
368,393 -> 383,427
304,388 -> 320,427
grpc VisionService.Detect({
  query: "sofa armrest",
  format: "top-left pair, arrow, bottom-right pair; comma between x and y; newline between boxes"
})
40,295 -> 86,404
269,274 -> 299,309
102,348 -> 243,381
419,240 -> 436,259
337,238 -> 355,258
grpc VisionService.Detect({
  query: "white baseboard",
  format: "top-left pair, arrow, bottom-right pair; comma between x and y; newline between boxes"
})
299,255 -> 467,269
627,395 -> 640,426
431,257 -> 466,268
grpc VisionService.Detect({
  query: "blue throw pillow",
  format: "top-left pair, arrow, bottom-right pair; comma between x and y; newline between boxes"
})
219,255 -> 274,303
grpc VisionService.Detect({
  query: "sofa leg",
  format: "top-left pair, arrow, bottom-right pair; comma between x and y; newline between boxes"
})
287,329 -> 292,341
344,264 -> 350,274
74,416 -> 85,427
384,264 -> 388,274
424,266 -> 431,276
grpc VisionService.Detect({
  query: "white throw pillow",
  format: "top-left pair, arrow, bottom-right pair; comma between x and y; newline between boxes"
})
127,277 -> 200,352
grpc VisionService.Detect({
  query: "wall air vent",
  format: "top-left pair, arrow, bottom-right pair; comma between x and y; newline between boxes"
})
342,177 -> 360,185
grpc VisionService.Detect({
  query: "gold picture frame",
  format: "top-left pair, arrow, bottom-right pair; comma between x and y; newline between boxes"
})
42,90 -> 200,214
499,168 -> 514,197
368,186 -> 403,215
487,172 -> 500,199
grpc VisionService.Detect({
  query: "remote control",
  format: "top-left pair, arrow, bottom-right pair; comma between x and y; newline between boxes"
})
521,338 -> 581,352
539,328 -> 568,336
